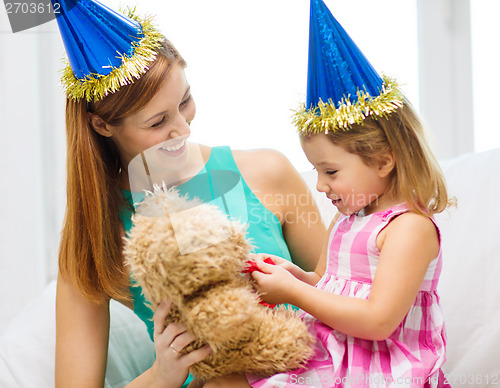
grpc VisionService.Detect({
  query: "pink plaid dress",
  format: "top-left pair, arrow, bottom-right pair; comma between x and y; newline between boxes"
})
248,204 -> 449,387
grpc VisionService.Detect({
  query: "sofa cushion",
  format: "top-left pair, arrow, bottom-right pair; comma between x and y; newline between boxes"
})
436,148 -> 500,382
0,281 -> 155,388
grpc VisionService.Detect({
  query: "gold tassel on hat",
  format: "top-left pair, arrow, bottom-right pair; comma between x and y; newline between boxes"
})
293,76 -> 404,135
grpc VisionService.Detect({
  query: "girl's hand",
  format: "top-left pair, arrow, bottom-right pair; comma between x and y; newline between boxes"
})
249,253 -> 305,279
151,300 -> 212,388
249,253 -> 311,284
250,259 -> 299,305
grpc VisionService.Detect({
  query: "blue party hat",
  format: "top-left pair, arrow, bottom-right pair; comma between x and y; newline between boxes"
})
50,0 -> 164,102
294,0 -> 403,134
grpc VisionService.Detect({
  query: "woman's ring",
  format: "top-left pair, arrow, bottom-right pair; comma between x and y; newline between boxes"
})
170,344 -> 180,354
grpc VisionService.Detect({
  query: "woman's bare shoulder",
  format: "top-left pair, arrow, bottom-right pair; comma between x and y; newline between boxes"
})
232,148 -> 296,180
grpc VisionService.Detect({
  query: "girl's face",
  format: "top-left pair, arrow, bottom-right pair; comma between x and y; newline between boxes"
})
93,63 -> 196,169
301,134 -> 394,216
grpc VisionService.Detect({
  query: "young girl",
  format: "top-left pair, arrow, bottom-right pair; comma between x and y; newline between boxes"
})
206,100 -> 452,388
202,2 -> 452,385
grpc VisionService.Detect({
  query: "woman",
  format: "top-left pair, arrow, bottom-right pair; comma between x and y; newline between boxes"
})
54,3 -> 325,388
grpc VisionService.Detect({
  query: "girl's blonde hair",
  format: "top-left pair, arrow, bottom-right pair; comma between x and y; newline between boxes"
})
59,39 -> 186,303
317,101 -> 451,217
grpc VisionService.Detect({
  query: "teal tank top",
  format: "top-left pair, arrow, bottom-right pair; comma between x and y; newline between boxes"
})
119,146 -> 292,386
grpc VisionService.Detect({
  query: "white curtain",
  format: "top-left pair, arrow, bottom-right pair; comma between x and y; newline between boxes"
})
417,0 -> 474,158
0,12 -> 65,332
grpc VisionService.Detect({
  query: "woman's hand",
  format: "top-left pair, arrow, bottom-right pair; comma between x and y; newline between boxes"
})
250,259 -> 300,305
151,301 -> 212,388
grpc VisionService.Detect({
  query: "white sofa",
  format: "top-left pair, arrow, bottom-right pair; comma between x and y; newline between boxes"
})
1,148 -> 499,387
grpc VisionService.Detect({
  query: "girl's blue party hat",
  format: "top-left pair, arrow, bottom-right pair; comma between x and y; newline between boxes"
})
294,0 -> 404,134
50,0 -> 164,102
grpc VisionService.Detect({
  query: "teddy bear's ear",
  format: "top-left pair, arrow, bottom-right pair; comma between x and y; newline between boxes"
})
168,204 -> 240,255
123,214 -> 183,305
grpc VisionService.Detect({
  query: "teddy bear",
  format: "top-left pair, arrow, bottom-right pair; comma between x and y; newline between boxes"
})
123,187 -> 315,380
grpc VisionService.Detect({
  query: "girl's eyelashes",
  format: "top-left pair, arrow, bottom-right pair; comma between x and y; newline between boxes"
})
311,166 -> 337,175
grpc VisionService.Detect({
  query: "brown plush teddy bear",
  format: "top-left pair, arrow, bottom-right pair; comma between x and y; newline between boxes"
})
123,187 -> 314,380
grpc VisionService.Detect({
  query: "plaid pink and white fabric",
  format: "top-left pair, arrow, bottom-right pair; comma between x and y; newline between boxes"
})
248,204 -> 449,387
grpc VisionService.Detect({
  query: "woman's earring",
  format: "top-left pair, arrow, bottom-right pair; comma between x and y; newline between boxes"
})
187,121 -> 192,126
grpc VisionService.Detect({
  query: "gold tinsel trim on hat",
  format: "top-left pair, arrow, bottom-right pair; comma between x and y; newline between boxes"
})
292,76 -> 404,134
60,7 -> 164,102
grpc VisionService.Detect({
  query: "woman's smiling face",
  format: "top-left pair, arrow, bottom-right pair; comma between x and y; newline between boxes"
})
100,62 -> 196,169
